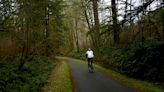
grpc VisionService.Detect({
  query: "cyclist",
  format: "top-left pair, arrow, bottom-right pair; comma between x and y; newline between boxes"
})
86,48 -> 94,73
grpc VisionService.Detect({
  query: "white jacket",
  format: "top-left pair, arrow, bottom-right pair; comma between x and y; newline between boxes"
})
86,50 -> 94,58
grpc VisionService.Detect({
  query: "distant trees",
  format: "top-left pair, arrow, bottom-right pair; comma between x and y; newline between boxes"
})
0,0 -> 66,70
1,0 -> 163,67
0,0 -> 18,55
77,0 -> 164,59
61,0 -> 89,54
80,0 -> 101,55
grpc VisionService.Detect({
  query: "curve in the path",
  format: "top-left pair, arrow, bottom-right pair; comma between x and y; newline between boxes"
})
64,57 -> 135,92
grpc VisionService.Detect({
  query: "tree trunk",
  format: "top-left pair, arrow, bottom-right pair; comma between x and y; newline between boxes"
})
111,0 -> 120,43
18,16 -> 29,71
93,0 -> 100,30
92,0 -> 100,53
74,19 -> 79,53
18,43 -> 26,71
81,0 -> 95,47
81,0 -> 91,30
45,4 -> 50,56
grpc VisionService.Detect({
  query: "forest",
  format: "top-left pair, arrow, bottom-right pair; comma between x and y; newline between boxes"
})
0,0 -> 164,92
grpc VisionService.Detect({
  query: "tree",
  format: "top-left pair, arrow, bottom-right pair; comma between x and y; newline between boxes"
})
16,0 -> 66,70
111,0 -> 120,43
92,0 -> 101,52
80,0 -> 95,48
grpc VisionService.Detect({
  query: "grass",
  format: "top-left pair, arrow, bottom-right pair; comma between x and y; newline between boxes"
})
94,64 -> 164,92
68,57 -> 164,92
41,59 -> 73,92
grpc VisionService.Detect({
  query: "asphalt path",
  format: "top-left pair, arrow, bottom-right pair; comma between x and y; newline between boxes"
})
64,57 -> 135,92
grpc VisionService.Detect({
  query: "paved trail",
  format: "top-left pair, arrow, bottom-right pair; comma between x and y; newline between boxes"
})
64,57 -> 135,92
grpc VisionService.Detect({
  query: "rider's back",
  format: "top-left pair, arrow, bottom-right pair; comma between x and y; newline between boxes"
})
86,50 -> 94,58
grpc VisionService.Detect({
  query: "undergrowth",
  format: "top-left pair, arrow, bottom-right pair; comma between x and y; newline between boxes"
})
68,49 -> 86,60
0,55 -> 55,92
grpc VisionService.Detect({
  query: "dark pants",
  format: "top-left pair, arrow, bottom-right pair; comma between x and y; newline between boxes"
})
87,58 -> 94,69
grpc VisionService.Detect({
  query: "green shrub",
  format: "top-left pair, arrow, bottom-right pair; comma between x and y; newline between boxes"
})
112,41 -> 164,82
0,55 -> 55,92
68,49 -> 86,60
